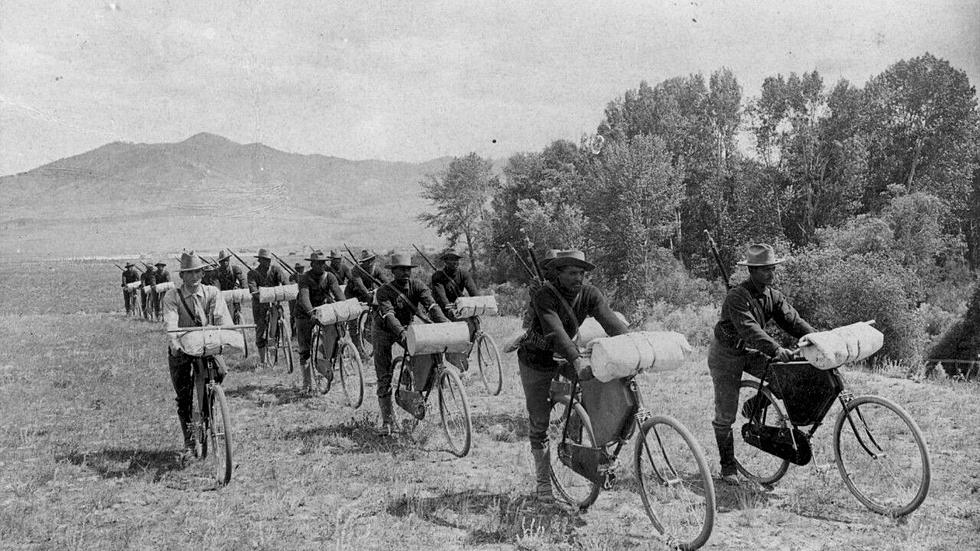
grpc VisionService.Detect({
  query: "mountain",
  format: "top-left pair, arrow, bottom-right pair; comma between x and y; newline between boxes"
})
0,133 -> 454,257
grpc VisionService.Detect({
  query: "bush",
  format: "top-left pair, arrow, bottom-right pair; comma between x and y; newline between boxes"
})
928,283 -> 980,373
779,248 -> 925,364
489,281 -> 529,318
918,302 -> 961,347
640,300 -> 718,348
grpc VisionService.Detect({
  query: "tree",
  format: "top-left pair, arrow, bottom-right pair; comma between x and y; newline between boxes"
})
418,153 -> 498,275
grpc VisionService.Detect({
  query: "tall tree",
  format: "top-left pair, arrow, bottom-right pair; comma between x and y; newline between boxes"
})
418,153 -> 498,275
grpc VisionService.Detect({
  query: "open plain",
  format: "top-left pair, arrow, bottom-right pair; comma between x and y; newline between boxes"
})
1,259 -> 978,550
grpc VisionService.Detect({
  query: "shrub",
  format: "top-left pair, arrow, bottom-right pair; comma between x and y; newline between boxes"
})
488,281 -> 529,318
928,283 -> 980,375
640,300 -> 718,348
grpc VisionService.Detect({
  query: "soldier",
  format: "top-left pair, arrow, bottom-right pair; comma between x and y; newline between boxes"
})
518,249 -> 628,503
295,250 -> 345,392
140,263 -> 157,320
161,251 -> 233,458
430,248 -> 479,320
709,243 -> 815,485
214,250 -> 248,323
120,262 -> 140,314
347,249 -> 391,354
373,253 -> 449,434
288,262 -> 305,337
327,250 -> 353,288
247,248 -> 288,368
201,261 -> 218,288
153,261 -> 172,320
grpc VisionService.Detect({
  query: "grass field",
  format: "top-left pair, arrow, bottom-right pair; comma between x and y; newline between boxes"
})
1,260 -> 978,550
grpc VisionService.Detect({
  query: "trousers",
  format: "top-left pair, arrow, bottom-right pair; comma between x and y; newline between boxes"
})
517,351 -> 577,450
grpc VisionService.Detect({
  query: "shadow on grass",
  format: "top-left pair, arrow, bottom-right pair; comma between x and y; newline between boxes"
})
714,478 -> 778,513
387,489 -> 585,546
224,383 -> 314,405
470,411 -> 528,441
280,418 -> 414,455
59,448 -> 185,482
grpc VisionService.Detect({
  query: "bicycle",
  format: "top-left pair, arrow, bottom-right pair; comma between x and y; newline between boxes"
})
355,306 -> 376,359
168,324 -> 253,486
734,350 -> 931,517
392,349 -> 473,457
310,319 -> 365,408
128,283 -> 144,318
464,315 -> 503,395
266,301 -> 294,372
549,353 -> 716,550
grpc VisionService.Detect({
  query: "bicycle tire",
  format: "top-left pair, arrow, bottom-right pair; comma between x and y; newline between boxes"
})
548,398 -> 601,509
437,365 -> 472,457
635,415 -> 716,550
310,329 -> 331,394
205,383 -> 233,486
338,342 -> 365,408
833,395 -> 931,517
474,333 -> 503,396
357,310 -> 374,358
735,380 -> 791,484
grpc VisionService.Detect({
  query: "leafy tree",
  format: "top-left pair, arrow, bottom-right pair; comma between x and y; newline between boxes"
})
418,153 -> 498,275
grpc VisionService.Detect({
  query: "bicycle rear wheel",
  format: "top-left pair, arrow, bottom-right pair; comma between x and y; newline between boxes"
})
437,365 -> 472,457
203,384 -> 233,486
635,416 -> 715,550
548,398 -> 601,509
474,333 -> 503,396
357,311 -> 374,358
280,314 -> 294,373
833,395 -> 930,517
735,380 -> 791,484
311,329 -> 332,394
337,342 -> 365,408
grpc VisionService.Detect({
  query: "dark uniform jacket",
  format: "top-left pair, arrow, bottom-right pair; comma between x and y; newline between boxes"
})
215,264 -> 247,291
328,264 -> 353,287
296,270 -> 344,320
713,280 -> 815,357
430,268 -> 478,312
140,269 -> 157,287
519,282 -> 627,369
122,268 -> 139,285
247,264 -> 287,297
155,269 -> 172,284
375,279 -> 448,335
347,264 -> 391,302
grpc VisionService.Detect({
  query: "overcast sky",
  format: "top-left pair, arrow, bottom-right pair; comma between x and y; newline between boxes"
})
1,0 -> 977,176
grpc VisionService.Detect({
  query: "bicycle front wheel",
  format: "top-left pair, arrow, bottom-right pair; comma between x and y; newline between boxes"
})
204,384 -> 233,486
437,365 -> 472,457
357,311 -> 374,358
548,398 -> 601,509
474,333 -> 503,396
735,380 -> 791,484
635,416 -> 715,550
311,329 -> 332,394
833,395 -> 930,517
280,315 -> 294,373
338,342 -> 365,408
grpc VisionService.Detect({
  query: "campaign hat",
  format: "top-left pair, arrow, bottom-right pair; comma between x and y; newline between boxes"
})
124,262 -> 135,268
549,249 -> 595,271
539,249 -> 559,270
306,250 -> 329,262
736,243 -> 785,267
359,249 -> 376,262
439,248 -> 463,260
155,260 -> 167,267
177,251 -> 208,273
254,248 -> 272,260
293,262 -> 303,270
328,250 -> 343,260
385,252 -> 417,269
217,249 -> 232,262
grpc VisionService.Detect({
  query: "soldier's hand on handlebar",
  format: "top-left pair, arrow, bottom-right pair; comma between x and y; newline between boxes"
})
775,347 -> 795,362
573,357 -> 594,381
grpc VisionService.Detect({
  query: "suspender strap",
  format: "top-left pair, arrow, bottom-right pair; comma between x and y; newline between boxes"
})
177,290 -> 204,327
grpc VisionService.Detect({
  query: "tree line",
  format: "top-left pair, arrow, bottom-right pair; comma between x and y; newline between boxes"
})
419,53 -> 980,365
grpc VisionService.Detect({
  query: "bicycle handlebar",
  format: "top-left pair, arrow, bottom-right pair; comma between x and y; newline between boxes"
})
167,324 -> 256,333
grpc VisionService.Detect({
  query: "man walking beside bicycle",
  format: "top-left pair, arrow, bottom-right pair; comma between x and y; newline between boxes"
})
373,252 -> 449,434
518,249 -> 627,504
214,250 -> 248,323
430,248 -> 478,320
296,250 -> 345,393
709,243 -> 815,485
162,252 -> 233,459
121,262 -> 140,315
248,248 -> 288,368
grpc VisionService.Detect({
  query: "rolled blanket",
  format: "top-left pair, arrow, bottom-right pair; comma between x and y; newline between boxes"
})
454,295 -> 498,319
153,281 -> 175,294
799,321 -> 883,370
406,322 -> 471,355
312,298 -> 365,325
176,328 -> 245,357
575,312 -> 628,347
220,288 -> 250,304
590,331 -> 693,382
258,284 -> 299,304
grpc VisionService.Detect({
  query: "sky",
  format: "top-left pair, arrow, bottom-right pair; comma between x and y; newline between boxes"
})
0,0 -> 978,176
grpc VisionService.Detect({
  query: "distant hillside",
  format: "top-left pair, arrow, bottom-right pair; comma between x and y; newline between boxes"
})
0,133 -> 454,257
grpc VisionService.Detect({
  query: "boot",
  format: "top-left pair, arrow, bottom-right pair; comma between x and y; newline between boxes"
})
180,420 -> 197,459
258,347 -> 268,368
300,359 -> 313,393
714,426 -> 739,485
531,446 -> 556,503
378,396 -> 395,436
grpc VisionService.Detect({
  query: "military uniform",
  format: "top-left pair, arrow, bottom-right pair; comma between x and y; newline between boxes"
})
431,268 -> 478,319
214,261 -> 247,323
247,251 -> 288,355
140,266 -> 157,320
153,263 -> 172,319
296,251 -> 345,389
121,264 -> 140,314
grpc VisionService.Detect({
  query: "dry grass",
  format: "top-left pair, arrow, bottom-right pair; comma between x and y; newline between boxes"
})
0,260 -> 978,549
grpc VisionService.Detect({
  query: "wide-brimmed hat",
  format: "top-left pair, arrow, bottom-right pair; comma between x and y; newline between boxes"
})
217,249 -> 232,262
439,248 -> 462,260
736,244 -> 785,267
177,251 -> 208,273
549,249 -> 595,271
124,262 -> 135,268
359,249 -> 376,262
306,250 -> 329,262
385,252 -> 417,269
155,261 -> 167,267
328,250 -> 343,260
293,262 -> 303,270
539,249 -> 559,270
254,248 -> 272,260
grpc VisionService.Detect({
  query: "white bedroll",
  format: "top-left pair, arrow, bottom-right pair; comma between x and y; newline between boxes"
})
176,327 -> 246,357
221,288 -> 250,304
312,298 -> 365,325
799,320 -> 883,370
124,281 -> 142,291
574,312 -> 628,347
258,284 -> 299,304
589,331 -> 693,382
406,322 -> 471,355
453,295 -> 498,319
153,281 -> 175,294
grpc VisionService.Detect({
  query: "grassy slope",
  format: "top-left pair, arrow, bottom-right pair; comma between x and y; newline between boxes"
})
0,261 -> 978,550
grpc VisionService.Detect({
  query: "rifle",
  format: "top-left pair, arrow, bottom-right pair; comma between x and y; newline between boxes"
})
412,244 -> 462,297
704,230 -> 731,291
113,263 -> 125,271
225,249 -> 259,278
523,237 -> 546,282
506,242 -> 539,283
270,251 -> 296,276
343,244 -> 433,325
